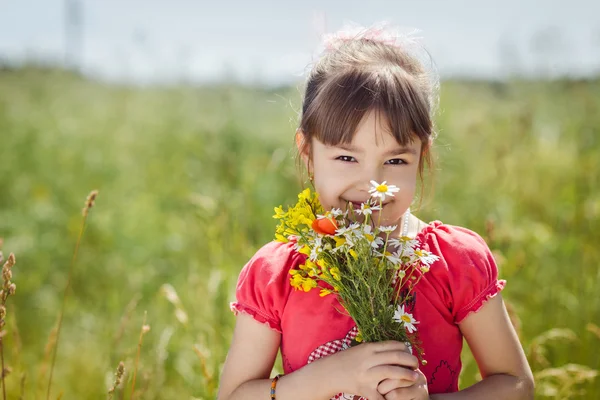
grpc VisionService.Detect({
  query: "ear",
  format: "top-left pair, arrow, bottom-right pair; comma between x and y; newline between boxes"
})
295,129 -> 311,170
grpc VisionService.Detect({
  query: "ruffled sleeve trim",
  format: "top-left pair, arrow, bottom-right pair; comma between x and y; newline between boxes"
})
454,279 -> 506,324
230,301 -> 282,333
415,220 -> 445,242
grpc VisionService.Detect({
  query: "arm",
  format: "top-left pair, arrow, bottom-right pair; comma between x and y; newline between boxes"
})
217,312 -> 339,400
219,313 -> 421,400
429,294 -> 534,400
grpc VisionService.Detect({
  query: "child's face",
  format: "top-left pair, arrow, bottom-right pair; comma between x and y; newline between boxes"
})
299,109 -> 422,235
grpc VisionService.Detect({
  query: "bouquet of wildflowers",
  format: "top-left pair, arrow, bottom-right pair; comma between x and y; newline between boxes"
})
273,181 -> 438,363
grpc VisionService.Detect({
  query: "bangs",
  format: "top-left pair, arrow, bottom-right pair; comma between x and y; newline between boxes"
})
301,66 -> 432,148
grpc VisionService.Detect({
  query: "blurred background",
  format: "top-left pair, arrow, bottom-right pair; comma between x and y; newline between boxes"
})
0,0 -> 599,398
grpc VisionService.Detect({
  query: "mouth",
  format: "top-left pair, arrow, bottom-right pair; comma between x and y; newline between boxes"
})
345,200 -> 389,210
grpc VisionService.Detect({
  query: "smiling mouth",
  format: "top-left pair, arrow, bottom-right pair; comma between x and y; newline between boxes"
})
345,200 -> 389,209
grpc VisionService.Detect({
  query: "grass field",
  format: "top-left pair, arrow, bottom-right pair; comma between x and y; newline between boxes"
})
0,66 -> 598,399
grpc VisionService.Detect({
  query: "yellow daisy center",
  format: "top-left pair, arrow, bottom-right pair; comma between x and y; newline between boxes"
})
376,184 -> 388,193
401,315 -> 412,323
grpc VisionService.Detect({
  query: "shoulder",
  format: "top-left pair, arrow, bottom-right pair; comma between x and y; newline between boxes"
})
416,220 -> 493,263
231,239 -> 306,332
416,221 -> 506,323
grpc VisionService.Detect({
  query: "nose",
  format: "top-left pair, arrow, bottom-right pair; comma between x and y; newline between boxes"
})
357,163 -> 384,193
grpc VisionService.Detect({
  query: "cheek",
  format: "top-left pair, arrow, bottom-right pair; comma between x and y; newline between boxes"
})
388,168 -> 418,190
314,178 -> 343,208
386,170 -> 418,206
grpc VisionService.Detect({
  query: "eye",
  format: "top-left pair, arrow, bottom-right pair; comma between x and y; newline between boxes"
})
385,158 -> 407,165
336,156 -> 356,162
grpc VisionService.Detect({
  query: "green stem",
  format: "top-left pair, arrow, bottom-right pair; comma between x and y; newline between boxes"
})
47,215 -> 88,400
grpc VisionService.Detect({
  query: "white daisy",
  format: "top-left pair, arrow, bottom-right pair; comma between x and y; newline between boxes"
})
415,249 -> 439,266
356,201 -> 382,216
385,250 -> 402,265
393,304 -> 420,333
309,236 -> 323,261
357,202 -> 372,215
330,208 -> 344,217
379,225 -> 397,234
369,180 -> 400,201
388,237 -> 418,255
385,254 -> 401,266
370,236 -> 384,249
335,222 -> 360,236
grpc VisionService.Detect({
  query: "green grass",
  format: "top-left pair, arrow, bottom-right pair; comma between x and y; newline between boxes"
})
0,66 -> 598,398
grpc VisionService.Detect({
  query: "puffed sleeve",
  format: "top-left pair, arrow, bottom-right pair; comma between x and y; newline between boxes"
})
229,240 -> 301,333
423,223 -> 506,324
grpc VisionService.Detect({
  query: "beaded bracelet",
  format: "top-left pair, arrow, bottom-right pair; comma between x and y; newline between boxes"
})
270,374 -> 282,399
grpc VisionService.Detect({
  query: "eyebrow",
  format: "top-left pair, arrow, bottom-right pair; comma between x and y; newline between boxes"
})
335,144 -> 418,156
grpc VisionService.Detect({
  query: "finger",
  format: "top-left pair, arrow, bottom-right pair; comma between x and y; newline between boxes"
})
370,350 -> 419,370
369,364 -> 418,384
371,340 -> 409,354
385,383 -> 427,400
377,378 -> 414,395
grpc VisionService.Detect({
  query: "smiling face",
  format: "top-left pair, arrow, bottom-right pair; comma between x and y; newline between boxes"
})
297,109 -> 422,236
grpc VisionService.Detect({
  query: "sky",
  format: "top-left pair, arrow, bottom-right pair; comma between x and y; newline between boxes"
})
1,0 -> 599,86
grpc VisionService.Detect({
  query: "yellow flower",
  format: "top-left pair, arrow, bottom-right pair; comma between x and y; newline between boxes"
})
301,278 -> 317,292
333,236 -> 346,247
290,273 -> 304,290
273,188 -> 324,242
303,260 -> 319,277
298,245 -> 311,256
349,249 -> 358,260
275,233 -> 289,243
316,258 -> 328,270
273,206 -> 286,219
330,267 -> 341,281
319,288 -> 333,297
298,188 -> 311,202
355,330 -> 363,342
299,262 -> 309,272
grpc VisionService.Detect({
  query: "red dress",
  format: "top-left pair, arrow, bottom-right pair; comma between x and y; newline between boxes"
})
230,221 -> 506,396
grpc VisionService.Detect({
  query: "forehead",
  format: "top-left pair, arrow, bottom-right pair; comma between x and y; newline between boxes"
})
349,109 -> 419,149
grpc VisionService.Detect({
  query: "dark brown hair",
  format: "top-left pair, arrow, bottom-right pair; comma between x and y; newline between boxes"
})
295,32 -> 439,208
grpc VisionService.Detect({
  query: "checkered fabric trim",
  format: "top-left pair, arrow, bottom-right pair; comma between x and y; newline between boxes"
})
307,326 -> 358,363
306,326 -> 366,400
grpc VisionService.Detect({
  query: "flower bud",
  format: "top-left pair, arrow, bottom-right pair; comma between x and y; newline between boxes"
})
2,269 -> 11,282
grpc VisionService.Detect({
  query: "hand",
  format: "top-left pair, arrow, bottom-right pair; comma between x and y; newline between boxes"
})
324,340 -> 420,400
378,368 -> 429,400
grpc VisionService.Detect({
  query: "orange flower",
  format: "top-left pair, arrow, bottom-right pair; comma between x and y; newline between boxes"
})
311,217 -> 338,235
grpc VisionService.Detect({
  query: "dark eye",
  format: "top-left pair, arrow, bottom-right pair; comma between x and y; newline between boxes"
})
385,158 -> 406,165
336,156 -> 356,162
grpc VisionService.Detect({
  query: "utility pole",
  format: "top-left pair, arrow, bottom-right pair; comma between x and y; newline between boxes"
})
64,0 -> 83,71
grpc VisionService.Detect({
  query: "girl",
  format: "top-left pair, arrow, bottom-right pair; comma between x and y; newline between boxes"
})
218,22 -> 534,400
